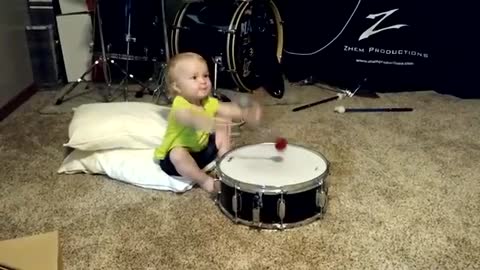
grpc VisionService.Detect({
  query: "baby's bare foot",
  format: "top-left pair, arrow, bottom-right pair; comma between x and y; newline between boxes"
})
199,177 -> 216,193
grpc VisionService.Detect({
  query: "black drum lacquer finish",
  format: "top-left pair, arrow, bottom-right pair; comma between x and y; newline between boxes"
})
217,181 -> 328,229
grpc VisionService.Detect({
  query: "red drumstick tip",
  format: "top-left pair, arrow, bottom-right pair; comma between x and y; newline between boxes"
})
275,137 -> 288,151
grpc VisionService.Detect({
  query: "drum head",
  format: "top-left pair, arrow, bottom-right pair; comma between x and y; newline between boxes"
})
217,143 -> 328,192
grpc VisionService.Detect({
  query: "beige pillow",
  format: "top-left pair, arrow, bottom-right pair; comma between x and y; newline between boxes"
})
64,102 -> 169,151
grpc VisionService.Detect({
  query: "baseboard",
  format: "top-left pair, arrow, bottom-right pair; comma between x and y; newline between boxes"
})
0,83 -> 38,121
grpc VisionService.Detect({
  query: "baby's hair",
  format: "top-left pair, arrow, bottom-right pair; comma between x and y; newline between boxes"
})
165,52 -> 207,98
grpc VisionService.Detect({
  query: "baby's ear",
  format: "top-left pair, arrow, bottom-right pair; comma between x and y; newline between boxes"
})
172,82 -> 181,93
171,82 -> 180,94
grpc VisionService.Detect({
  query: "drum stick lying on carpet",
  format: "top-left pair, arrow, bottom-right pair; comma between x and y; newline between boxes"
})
292,93 -> 345,112
0,263 -> 18,270
334,106 -> 414,113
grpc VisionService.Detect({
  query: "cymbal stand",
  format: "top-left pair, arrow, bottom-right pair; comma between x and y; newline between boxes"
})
138,0 -> 171,103
53,0 -> 153,105
151,62 -> 169,103
107,0 -> 142,101
149,0 -> 171,104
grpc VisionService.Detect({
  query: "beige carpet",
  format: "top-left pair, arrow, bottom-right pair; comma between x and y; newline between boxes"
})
1,84 -> 479,269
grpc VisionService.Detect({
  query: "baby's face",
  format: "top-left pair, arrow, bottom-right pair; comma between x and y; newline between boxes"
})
174,58 -> 212,101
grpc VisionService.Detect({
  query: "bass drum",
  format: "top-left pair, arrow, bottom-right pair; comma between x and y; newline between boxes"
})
170,0 -> 284,94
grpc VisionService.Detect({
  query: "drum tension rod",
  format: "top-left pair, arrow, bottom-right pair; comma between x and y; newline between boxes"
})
277,190 -> 286,228
252,192 -> 263,225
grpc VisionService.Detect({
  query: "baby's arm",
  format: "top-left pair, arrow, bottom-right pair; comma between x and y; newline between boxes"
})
174,108 -> 215,131
216,102 -> 244,121
173,100 -> 261,131
217,101 -> 261,125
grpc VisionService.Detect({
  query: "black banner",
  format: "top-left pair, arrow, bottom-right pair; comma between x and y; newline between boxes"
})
277,0 -> 479,97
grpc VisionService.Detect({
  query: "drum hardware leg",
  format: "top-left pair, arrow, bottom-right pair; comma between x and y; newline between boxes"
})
106,59 -> 154,102
54,0 -> 115,105
252,192 -> 263,226
134,0 -> 171,100
212,56 -> 231,102
107,0 -> 135,102
54,59 -> 109,105
145,62 -> 170,104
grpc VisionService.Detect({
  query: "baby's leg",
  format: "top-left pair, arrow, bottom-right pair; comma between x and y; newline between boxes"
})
169,147 -> 217,193
215,117 -> 232,157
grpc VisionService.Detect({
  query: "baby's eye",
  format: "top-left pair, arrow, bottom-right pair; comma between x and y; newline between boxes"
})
204,74 -> 209,78
192,76 -> 197,80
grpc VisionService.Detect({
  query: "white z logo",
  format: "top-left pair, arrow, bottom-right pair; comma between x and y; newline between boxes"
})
359,8 -> 408,41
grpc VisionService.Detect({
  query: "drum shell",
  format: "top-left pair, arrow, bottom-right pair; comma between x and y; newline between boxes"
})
217,181 -> 327,228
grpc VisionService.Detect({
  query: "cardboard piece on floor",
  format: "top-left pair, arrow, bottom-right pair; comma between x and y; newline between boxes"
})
0,231 -> 62,270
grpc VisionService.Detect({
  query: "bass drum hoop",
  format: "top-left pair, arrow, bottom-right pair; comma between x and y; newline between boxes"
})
215,142 -> 330,195
171,0 -> 284,92
170,2 -> 189,59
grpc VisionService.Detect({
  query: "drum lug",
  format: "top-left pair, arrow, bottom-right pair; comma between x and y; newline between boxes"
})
252,208 -> 260,225
316,188 -> 327,212
232,187 -> 242,222
277,191 -> 286,226
252,192 -> 263,225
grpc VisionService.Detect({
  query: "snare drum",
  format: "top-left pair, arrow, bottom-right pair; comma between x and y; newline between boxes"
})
216,142 -> 329,230
170,0 -> 284,92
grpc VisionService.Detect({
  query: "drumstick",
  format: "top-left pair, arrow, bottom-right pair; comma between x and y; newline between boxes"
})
292,93 -> 345,112
230,155 -> 283,162
0,263 -> 17,270
334,106 -> 414,113
247,92 -> 286,147
233,91 -> 288,151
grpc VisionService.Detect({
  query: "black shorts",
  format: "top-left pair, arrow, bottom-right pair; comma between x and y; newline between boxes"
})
159,134 -> 218,176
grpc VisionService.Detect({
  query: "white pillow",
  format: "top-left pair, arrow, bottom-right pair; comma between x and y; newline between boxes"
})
64,102 -> 170,151
57,148 -> 196,193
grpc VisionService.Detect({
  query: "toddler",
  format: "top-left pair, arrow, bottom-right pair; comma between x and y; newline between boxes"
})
154,52 -> 262,193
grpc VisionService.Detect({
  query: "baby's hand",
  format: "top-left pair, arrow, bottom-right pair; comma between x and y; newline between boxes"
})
243,102 -> 262,126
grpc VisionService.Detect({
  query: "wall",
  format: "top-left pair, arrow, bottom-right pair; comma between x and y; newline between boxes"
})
0,1 -> 34,109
